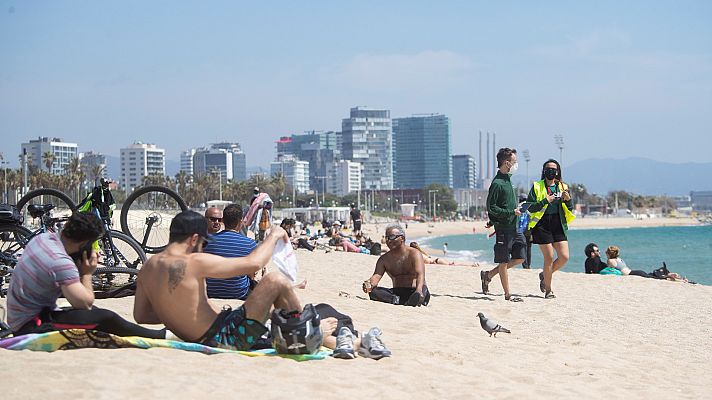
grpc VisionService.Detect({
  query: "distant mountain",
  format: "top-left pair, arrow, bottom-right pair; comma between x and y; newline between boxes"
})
553,158 -> 711,196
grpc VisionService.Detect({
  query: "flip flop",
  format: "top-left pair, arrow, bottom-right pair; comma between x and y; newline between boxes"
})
481,270 -> 491,294
505,295 -> 523,302
539,272 -> 545,293
545,291 -> 556,299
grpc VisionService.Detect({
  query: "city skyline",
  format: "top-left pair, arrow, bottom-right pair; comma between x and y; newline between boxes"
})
2,2 -> 712,170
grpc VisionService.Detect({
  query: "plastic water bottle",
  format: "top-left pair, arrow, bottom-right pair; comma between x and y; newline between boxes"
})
517,204 -> 530,233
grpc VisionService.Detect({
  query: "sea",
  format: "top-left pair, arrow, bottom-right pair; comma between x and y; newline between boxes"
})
418,225 -> 712,286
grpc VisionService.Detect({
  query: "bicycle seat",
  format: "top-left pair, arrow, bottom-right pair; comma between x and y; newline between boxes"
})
28,204 -> 55,219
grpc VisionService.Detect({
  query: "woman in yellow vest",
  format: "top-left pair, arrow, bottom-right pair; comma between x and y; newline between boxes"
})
526,159 -> 576,299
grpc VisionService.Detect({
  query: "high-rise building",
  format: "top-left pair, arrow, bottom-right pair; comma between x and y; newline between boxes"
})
270,155 -> 310,194
393,114 -> 452,189
342,107 -> 393,190
21,137 -> 79,175
180,148 -> 196,176
192,142 -> 247,182
326,160 -> 362,197
276,131 -> 339,192
452,154 -> 476,189
120,142 -> 166,192
80,151 -> 108,184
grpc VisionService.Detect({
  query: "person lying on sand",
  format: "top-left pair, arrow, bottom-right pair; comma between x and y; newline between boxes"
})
362,224 -> 429,307
409,242 -> 480,267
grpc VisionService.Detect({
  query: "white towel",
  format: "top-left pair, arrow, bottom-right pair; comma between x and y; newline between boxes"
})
272,239 -> 298,283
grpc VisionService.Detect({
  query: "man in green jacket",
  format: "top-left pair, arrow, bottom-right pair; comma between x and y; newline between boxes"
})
480,148 -> 526,302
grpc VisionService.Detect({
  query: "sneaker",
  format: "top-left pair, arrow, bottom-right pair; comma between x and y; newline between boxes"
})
332,327 -> 356,359
358,327 -> 392,360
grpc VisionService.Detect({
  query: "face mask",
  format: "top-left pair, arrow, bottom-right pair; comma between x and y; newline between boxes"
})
509,162 -> 519,173
544,168 -> 558,180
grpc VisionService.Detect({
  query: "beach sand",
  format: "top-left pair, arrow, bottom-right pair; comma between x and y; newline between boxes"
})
2,220 -> 711,399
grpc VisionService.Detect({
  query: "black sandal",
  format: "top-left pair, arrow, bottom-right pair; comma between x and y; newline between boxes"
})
505,295 -> 523,302
545,291 -> 556,299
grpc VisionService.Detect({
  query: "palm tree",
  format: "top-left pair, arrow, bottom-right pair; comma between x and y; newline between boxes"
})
88,164 -> 106,187
174,170 -> 190,199
64,157 -> 83,203
42,151 -> 56,173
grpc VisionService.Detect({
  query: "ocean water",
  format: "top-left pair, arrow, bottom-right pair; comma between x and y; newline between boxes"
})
419,225 -> 712,286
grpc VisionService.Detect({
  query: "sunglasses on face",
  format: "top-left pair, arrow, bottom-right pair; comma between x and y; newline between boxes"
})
386,234 -> 404,241
209,217 -> 222,223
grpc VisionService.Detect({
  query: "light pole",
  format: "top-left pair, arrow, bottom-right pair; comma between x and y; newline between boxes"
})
554,135 -> 565,165
1,157 -> 8,203
523,149 -> 531,188
211,169 -> 223,201
428,190 -> 438,220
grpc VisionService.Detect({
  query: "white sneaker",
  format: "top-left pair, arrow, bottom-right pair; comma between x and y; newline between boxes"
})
332,327 -> 356,359
358,327 -> 392,360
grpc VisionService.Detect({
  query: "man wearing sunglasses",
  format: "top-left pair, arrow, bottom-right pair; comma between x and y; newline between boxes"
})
205,207 -> 223,235
362,224 -> 429,307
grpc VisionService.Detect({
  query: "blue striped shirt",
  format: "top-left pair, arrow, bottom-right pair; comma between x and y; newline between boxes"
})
203,230 -> 257,299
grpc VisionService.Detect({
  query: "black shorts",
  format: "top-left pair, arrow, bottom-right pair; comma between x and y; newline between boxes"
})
532,213 -> 568,244
493,230 -> 527,263
353,220 -> 362,231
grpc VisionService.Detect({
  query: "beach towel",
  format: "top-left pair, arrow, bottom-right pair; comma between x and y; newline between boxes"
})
0,329 -> 329,361
242,193 -> 273,235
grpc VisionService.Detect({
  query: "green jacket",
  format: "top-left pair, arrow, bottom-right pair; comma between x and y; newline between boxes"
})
487,172 -> 518,232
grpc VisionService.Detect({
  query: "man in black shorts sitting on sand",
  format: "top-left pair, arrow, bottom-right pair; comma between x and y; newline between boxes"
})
362,224 -> 429,306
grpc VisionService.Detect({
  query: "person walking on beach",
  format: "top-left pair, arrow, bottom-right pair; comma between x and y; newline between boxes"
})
350,204 -> 362,236
479,148 -> 526,302
526,159 -> 575,299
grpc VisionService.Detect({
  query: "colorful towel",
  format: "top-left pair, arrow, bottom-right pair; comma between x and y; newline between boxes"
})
0,329 -> 329,361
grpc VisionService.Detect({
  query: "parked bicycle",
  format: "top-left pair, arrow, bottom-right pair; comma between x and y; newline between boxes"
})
0,181 -> 147,297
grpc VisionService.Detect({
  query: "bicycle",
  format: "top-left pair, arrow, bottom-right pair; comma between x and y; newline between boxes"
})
1,184 -> 147,296
120,185 -> 188,253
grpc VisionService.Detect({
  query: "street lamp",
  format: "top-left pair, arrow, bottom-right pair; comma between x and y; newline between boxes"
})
211,169 -> 223,201
428,190 -> 438,220
0,157 -> 8,203
523,149 -> 531,188
554,135 -> 565,165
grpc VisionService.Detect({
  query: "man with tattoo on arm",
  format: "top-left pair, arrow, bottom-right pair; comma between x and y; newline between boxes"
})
134,210 -> 301,350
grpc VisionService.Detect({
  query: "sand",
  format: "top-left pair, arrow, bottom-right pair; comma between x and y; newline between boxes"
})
2,219 -> 711,399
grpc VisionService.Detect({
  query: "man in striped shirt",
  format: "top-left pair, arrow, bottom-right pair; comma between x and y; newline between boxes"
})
7,212 -> 168,338
203,204 -> 257,299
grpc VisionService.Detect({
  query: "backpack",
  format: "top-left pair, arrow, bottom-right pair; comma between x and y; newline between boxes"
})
0,204 -> 23,225
369,242 -> 381,256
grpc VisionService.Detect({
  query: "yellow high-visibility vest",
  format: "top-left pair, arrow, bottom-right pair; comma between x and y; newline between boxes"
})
528,180 -> 576,230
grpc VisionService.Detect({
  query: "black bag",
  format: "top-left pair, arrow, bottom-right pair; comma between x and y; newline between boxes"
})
0,204 -> 23,225
369,242 -> 381,256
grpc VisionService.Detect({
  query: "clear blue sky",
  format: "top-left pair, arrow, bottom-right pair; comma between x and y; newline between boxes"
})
1,1 -> 711,170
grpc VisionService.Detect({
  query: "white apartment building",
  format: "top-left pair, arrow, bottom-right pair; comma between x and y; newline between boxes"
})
120,142 -> 165,192
270,155 -> 310,194
180,148 -> 196,176
21,137 -> 78,175
341,107 -> 393,190
326,160 -> 362,197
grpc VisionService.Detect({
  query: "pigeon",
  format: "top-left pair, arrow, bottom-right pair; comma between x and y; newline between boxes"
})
477,312 -> 511,337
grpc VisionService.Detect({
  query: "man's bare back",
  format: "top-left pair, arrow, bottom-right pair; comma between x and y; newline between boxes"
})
135,251 -> 221,341
133,219 -> 293,343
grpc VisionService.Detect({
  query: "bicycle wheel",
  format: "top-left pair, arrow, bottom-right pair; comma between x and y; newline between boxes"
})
0,224 -> 32,297
120,185 -> 188,253
17,188 -> 76,232
94,230 -> 146,290
92,266 -> 139,293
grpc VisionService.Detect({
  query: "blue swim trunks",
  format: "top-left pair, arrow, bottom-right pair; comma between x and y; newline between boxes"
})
197,305 -> 268,351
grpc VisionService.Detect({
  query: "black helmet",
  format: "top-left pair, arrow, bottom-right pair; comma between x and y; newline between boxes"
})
270,304 -> 323,354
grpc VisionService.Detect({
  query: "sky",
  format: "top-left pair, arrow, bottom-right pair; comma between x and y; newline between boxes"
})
1,1 -> 711,170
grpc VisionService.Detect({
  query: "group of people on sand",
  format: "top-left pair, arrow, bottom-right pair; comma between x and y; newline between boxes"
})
584,243 -> 688,281
478,148 -> 575,302
477,147 -> 691,303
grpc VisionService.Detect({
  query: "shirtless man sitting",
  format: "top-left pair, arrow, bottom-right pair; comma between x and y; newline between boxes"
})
133,210 -> 301,350
362,224 -> 430,307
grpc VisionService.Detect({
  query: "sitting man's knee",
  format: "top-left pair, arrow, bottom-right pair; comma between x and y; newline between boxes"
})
260,271 -> 291,288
